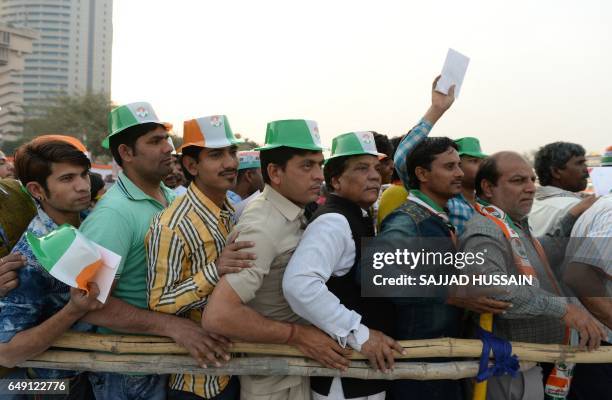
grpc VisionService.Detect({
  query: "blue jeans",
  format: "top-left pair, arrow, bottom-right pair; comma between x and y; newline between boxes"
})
88,372 -> 168,400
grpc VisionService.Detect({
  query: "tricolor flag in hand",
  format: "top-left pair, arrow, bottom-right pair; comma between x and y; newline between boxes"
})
26,224 -> 120,303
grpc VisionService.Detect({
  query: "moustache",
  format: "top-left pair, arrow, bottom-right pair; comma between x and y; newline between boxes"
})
219,169 -> 237,176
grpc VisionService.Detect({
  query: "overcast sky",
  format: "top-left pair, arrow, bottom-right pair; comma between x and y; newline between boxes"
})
110,0 -> 610,154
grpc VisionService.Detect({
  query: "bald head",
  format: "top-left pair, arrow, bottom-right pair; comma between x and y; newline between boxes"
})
476,151 -> 536,221
475,152 -> 529,195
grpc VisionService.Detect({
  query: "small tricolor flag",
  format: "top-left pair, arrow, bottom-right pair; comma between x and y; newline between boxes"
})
26,224 -> 120,303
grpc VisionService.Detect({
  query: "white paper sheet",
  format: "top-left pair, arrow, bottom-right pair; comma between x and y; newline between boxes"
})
590,167 -> 612,196
435,48 -> 470,98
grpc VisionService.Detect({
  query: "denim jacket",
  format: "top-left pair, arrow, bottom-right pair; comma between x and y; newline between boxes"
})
375,201 -> 463,340
0,205 -> 92,379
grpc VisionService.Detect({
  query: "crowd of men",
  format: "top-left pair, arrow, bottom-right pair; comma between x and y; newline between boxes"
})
0,76 -> 610,400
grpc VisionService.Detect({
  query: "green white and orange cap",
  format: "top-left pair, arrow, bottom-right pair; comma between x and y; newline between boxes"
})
179,115 -> 243,152
102,102 -> 167,149
238,151 -> 261,170
26,225 -> 121,303
35,134 -> 90,158
255,119 -> 323,152
327,131 -> 386,162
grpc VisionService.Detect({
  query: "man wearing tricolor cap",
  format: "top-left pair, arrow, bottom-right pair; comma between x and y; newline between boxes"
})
227,150 -> 264,219
204,119 -> 352,399
284,131 -> 404,400
0,138 -> 102,394
0,134 -> 90,298
147,115 -> 256,400
79,103 -> 227,400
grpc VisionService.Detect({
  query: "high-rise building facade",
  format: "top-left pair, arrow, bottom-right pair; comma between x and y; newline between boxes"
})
0,0 -> 112,107
0,22 -> 37,143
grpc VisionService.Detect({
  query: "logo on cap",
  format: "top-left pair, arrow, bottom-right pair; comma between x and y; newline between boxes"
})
135,107 -> 149,119
313,126 -> 321,142
210,116 -> 223,128
360,132 -> 373,144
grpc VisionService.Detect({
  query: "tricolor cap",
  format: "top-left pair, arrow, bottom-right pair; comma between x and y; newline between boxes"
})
103,102 -> 166,149
255,119 -> 323,152
454,137 -> 487,159
238,151 -> 261,170
179,115 -> 243,152
26,224 -> 121,303
326,131 -> 386,163
601,145 -> 612,167
35,134 -> 89,157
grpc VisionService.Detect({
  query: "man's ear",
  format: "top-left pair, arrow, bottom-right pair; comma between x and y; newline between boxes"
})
481,179 -> 495,199
267,163 -> 282,186
182,155 -> 199,178
117,144 -> 135,165
330,175 -> 342,192
26,181 -> 46,202
414,166 -> 429,186
550,166 -> 562,180
243,169 -> 254,184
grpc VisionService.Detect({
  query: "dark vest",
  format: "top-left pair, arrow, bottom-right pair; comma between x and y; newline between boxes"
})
309,194 -> 395,398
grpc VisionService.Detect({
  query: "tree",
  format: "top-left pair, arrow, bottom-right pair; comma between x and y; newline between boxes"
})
234,133 -> 260,150
21,93 -> 114,160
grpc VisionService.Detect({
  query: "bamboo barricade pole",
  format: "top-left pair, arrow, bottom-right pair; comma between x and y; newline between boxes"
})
52,332 -> 612,364
18,350 -> 538,381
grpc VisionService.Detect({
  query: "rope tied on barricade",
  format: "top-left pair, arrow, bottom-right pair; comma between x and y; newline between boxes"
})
475,328 -> 520,382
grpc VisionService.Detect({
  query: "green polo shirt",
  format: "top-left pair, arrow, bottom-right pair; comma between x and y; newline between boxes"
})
80,171 -> 175,333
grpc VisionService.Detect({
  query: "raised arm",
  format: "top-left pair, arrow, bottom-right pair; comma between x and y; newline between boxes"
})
394,76 -> 456,189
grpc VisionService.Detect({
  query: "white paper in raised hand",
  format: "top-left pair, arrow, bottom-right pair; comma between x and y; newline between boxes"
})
435,48 -> 470,98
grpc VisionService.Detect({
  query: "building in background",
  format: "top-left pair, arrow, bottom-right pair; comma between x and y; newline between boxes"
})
0,0 -> 112,107
0,22 -> 37,144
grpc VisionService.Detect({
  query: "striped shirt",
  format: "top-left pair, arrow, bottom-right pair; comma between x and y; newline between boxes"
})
146,183 -> 235,398
393,118 -> 474,234
565,194 -> 612,343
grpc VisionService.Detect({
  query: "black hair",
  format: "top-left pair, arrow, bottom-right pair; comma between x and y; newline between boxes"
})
109,122 -> 165,167
474,156 -> 499,197
260,146 -> 321,184
406,137 -> 458,189
372,132 -> 393,158
14,139 -> 91,193
323,156 -> 351,192
534,142 -> 585,186
90,172 -> 105,199
180,146 -> 203,182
